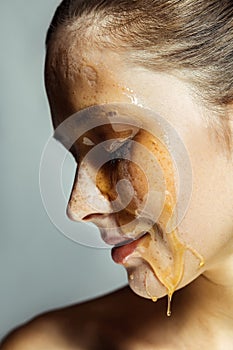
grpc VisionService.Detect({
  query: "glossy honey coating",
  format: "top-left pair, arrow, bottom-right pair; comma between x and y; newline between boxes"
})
134,131 -> 205,316
94,119 -> 205,316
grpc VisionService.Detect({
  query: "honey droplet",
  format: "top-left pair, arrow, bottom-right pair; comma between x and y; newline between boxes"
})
167,293 -> 172,317
145,270 -> 158,302
129,274 -> 134,281
186,244 -> 205,269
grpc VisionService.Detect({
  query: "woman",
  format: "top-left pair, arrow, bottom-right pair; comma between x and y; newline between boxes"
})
1,0 -> 233,348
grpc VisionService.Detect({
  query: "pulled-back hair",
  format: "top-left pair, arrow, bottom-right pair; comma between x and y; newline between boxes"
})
46,0 -> 233,151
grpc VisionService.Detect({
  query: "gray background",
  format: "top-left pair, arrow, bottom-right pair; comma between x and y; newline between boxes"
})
0,1 -> 126,340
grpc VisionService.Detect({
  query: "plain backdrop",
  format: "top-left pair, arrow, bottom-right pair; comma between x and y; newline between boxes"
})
0,1 -> 126,340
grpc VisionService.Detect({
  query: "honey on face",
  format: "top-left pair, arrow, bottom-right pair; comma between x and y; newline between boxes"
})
95,124 -> 205,316
65,104 -> 205,316
132,130 -> 205,316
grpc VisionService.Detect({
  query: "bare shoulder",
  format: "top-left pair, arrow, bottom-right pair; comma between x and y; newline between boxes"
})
0,287 -> 132,350
0,296 -> 98,350
0,287 -> 170,350
0,311 -> 76,350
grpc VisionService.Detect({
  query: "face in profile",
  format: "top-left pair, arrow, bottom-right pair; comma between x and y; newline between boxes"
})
45,38 -> 233,313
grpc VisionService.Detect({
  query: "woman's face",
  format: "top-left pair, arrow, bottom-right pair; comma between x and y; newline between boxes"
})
45,45 -> 233,301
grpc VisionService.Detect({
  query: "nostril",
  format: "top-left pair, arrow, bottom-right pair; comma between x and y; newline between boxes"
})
82,214 -> 94,221
66,204 -> 104,222
82,213 -> 104,221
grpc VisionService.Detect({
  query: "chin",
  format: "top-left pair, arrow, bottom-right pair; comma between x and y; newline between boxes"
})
125,258 -> 168,300
124,256 -> 203,300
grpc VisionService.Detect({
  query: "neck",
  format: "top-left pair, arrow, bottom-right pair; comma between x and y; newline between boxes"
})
175,255 -> 233,337
199,254 -> 233,319
192,274 -> 233,319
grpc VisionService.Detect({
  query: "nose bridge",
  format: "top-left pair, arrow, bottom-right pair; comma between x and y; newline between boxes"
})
66,166 -> 112,221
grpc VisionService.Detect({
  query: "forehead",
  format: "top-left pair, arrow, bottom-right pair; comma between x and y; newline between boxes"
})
45,31 -> 207,144
45,33 -> 133,128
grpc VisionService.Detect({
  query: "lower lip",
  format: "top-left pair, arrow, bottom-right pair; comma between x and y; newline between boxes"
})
111,235 -> 146,264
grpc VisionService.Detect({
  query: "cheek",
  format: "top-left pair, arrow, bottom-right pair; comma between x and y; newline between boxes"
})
129,136 -> 175,226
117,159 -> 165,222
112,137 -> 174,231
172,119 -> 233,263
178,153 -> 233,260
118,161 -> 148,208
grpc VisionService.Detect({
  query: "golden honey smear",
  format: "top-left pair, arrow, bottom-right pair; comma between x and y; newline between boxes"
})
95,125 -> 205,316
134,130 -> 205,316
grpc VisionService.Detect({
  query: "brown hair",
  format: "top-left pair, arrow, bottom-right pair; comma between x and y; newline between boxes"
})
46,0 -> 233,152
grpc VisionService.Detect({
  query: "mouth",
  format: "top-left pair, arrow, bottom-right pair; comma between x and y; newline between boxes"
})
111,232 -> 149,264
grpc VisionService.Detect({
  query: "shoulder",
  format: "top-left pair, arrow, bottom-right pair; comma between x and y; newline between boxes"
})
0,309 -> 84,350
0,287 -> 165,350
0,288 -> 129,350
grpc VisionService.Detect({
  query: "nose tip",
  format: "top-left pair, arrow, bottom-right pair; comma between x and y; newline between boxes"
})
66,190 -> 114,223
66,166 -> 114,222
66,201 -> 91,222
66,199 -> 106,222
66,204 -> 79,221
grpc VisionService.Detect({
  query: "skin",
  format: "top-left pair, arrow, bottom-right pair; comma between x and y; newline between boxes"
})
1,35 -> 233,349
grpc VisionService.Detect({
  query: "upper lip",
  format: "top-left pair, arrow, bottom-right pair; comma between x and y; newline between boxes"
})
82,213 -> 161,247
112,231 -> 148,248
99,227 -> 151,247
99,228 -> 134,246
80,213 -> 131,246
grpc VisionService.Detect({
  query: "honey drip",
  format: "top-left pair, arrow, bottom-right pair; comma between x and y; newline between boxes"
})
137,189 -> 205,316
137,191 -> 205,316
145,270 -> 158,302
94,124 -> 205,316
133,129 -> 205,316
167,293 -> 172,317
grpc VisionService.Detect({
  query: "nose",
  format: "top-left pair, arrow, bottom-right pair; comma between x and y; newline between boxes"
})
66,166 -> 112,222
